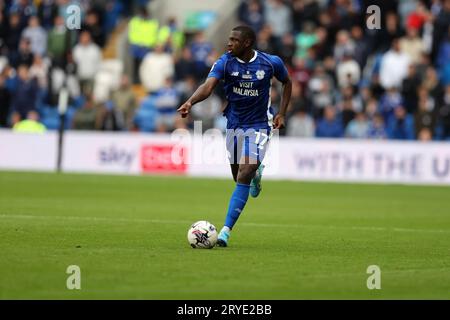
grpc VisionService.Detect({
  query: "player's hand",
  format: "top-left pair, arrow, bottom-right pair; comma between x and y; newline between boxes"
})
273,114 -> 286,130
177,101 -> 192,118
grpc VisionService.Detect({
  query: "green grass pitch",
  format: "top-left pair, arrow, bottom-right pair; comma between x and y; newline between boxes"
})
0,171 -> 449,299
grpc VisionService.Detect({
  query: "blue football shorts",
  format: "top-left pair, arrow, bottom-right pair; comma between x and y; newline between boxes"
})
225,128 -> 271,165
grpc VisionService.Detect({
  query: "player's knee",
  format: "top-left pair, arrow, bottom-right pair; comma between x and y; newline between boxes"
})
237,165 -> 257,184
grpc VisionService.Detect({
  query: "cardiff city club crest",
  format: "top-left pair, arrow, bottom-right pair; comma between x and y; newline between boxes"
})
256,70 -> 265,80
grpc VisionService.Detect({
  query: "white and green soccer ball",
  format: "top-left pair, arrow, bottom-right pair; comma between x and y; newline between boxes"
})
187,221 -> 218,249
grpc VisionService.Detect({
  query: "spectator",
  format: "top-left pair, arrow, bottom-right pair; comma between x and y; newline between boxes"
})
104,0 -> 123,35
333,30 -> 355,63
278,32 -> 296,66
406,1 -> 430,31
153,77 -> 184,132
0,12 -> 7,54
0,0 -> 449,142
10,64 -> 39,123
291,57 -> 310,93
368,113 -> 388,139
0,74 -> 11,127
399,26 -> 425,64
264,0 -> 292,40
339,97 -> 356,130
37,0 -> 58,30
190,31 -> 213,80
286,107 -> 315,137
336,53 -> 360,89
174,47 -> 196,82
418,86 -> 436,114
422,66 -> 443,101
47,16 -> 70,68
316,106 -> 343,138
9,37 -> 34,68
110,74 -> 137,131
313,27 -> 333,61
190,92 -> 222,132
10,0 -> 37,29
386,106 -> 415,140
256,24 -> 277,54
333,0 -> 360,30
287,82 -> 310,115
415,94 -> 436,138
157,17 -> 185,54
21,16 -> 47,57
139,44 -> 174,94
365,98 -> 379,121
12,110 -> 46,133
291,0 -> 320,33
308,63 -> 334,118
379,87 -> 404,123
416,52 -> 431,80
72,31 -> 102,96
82,10 -> 105,48
432,0 -> 450,62
340,86 -> 363,113
377,11 -> 404,53
317,10 -> 337,51
72,96 -> 104,130
350,25 -> 369,69
437,84 -> 450,139
418,127 -> 433,141
5,13 -> 23,53
346,112 -> 369,139
401,64 -> 421,113
379,38 -> 411,90
29,55 -> 49,90
128,6 -> 159,83
436,26 -> 450,74
295,21 -> 318,59
238,0 -> 264,33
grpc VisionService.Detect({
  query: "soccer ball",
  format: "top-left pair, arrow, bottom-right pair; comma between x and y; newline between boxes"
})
187,221 -> 218,249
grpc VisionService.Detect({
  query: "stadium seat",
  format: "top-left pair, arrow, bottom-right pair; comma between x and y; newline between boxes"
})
40,106 -> 60,130
134,96 -> 158,132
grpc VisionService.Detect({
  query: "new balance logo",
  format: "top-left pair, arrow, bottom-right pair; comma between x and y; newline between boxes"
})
231,72 -> 239,77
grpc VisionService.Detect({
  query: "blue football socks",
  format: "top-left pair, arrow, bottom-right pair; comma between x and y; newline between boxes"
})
224,183 -> 250,229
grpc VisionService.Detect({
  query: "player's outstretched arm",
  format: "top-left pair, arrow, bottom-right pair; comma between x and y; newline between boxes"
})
177,77 -> 220,118
273,76 -> 292,129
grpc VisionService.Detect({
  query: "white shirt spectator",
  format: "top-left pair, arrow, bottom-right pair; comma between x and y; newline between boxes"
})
336,58 -> 361,88
379,47 -> 411,89
73,42 -> 102,81
139,49 -> 174,93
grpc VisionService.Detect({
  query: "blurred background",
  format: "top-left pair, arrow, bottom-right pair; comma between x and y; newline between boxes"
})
0,0 -> 449,184
0,0 -> 448,140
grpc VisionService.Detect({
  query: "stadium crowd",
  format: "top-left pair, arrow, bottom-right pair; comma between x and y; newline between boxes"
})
0,0 -> 449,141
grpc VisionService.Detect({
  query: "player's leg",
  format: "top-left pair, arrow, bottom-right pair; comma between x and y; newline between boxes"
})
250,164 -> 265,197
230,164 -> 239,182
226,129 -> 240,183
218,131 -> 262,247
217,159 -> 259,247
250,129 -> 270,197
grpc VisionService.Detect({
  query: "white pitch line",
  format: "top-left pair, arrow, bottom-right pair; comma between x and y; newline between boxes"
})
0,214 -> 449,235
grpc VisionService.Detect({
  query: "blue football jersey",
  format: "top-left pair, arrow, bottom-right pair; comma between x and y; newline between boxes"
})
207,50 -> 288,129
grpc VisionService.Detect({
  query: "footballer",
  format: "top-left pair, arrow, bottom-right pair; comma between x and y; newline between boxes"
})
177,25 -> 292,247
